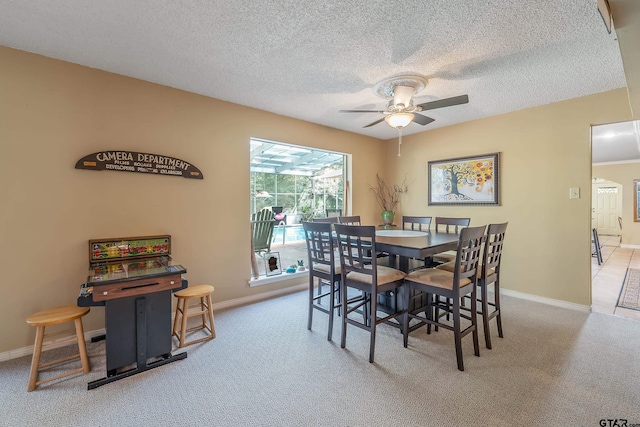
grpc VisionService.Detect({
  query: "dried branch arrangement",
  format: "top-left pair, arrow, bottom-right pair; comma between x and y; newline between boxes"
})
369,174 -> 410,212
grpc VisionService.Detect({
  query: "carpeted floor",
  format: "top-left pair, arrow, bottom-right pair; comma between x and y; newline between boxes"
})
618,268 -> 640,311
1,291 -> 640,426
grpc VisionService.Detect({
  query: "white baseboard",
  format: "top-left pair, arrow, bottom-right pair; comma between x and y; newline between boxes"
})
501,288 -> 591,312
621,244 -> 640,249
0,283 -> 308,363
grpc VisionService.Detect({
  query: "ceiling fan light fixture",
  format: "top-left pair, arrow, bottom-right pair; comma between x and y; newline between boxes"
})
385,112 -> 414,129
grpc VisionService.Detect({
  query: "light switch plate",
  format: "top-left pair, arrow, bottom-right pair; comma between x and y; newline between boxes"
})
569,187 -> 580,199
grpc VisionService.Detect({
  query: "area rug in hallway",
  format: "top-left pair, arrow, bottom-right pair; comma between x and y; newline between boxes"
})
617,268 -> 640,311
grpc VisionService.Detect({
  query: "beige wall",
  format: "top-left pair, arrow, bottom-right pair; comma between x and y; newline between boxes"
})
385,89 -> 631,306
0,47 -> 386,353
593,162 -> 640,245
0,45 -> 634,354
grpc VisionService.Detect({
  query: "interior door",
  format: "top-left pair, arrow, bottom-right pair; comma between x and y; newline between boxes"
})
592,182 -> 622,235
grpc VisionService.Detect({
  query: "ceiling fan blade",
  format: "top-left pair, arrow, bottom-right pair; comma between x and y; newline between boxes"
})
417,94 -> 469,111
363,118 -> 386,128
412,113 -> 435,126
339,109 -> 386,113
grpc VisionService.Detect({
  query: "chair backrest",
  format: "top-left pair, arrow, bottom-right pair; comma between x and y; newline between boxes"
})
338,215 -> 361,225
402,216 -> 432,232
326,209 -> 342,217
452,225 -> 486,289
334,224 -> 377,282
302,221 -> 336,276
312,217 -> 339,224
435,217 -> 471,234
482,223 -> 508,282
251,208 -> 275,254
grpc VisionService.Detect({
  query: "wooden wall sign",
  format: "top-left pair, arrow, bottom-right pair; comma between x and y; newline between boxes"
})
75,150 -> 203,179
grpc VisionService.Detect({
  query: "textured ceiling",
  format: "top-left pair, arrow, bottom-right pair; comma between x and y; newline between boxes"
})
0,0 -> 628,140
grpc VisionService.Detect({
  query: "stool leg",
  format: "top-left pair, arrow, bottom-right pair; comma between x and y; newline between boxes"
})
172,298 -> 182,340
206,294 -> 216,339
199,297 -> 206,329
74,318 -> 90,374
28,326 -> 45,392
179,297 -> 189,348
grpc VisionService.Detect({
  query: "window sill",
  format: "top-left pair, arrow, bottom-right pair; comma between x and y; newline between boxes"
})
249,270 -> 308,287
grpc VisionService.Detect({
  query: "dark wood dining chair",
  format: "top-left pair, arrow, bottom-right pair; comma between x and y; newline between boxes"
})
334,224 -> 406,363
402,216 -> 433,270
338,215 -> 361,225
402,216 -> 432,232
312,217 -> 339,223
437,222 -> 508,349
432,217 -> 471,264
302,221 -> 341,341
402,225 -> 486,371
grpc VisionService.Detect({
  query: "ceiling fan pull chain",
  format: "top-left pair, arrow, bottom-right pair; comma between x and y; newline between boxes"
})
397,127 -> 402,157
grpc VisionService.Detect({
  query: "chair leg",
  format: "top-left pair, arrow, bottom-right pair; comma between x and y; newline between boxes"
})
27,326 -> 45,392
327,280 -> 335,341
307,278 -> 314,331
495,281 -> 504,338
340,284 -> 348,350
452,299 -> 464,371
402,285 -> 411,348
470,289 -> 480,358
480,284 -> 492,349
199,297 -> 207,329
368,293 -> 377,363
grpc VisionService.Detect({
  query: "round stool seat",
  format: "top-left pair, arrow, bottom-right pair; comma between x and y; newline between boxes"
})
174,284 -> 214,299
27,306 -> 90,327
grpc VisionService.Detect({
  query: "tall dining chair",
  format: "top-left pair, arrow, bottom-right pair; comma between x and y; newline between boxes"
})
437,222 -> 508,349
402,216 -> 433,270
302,221 -> 341,341
338,215 -> 361,225
334,224 -> 406,363
402,225 -> 485,371
432,217 -> 471,264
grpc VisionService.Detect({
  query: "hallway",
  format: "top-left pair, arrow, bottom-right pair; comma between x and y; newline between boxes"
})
591,234 -> 640,321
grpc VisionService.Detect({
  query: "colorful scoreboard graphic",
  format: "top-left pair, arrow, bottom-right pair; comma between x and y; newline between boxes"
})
89,235 -> 171,263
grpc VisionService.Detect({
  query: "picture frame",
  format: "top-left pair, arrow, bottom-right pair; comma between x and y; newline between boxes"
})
264,252 -> 282,276
634,180 -> 640,222
428,152 -> 500,206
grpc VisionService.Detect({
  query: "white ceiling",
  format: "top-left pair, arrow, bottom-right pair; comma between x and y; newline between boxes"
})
0,0 -> 630,140
592,120 -> 640,163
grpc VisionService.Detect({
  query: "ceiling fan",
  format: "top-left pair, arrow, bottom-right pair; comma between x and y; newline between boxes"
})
339,75 -> 469,129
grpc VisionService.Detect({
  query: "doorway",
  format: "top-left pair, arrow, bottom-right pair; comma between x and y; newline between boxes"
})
590,120 -> 640,321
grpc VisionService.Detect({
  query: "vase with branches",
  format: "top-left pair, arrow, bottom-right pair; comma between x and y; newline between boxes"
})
369,174 -> 410,225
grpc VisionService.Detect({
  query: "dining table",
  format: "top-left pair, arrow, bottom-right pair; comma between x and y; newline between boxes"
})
374,229 -> 460,273
372,229 -> 461,330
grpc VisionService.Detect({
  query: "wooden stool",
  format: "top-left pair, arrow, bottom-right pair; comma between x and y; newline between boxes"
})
26,305 -> 91,391
172,284 -> 216,348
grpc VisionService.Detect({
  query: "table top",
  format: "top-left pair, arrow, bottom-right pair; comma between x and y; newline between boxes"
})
375,231 -> 459,259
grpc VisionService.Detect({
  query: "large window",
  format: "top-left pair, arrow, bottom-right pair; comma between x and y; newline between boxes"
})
250,138 -> 346,279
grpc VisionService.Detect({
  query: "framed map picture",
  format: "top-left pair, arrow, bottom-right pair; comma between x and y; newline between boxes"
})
428,152 -> 500,206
